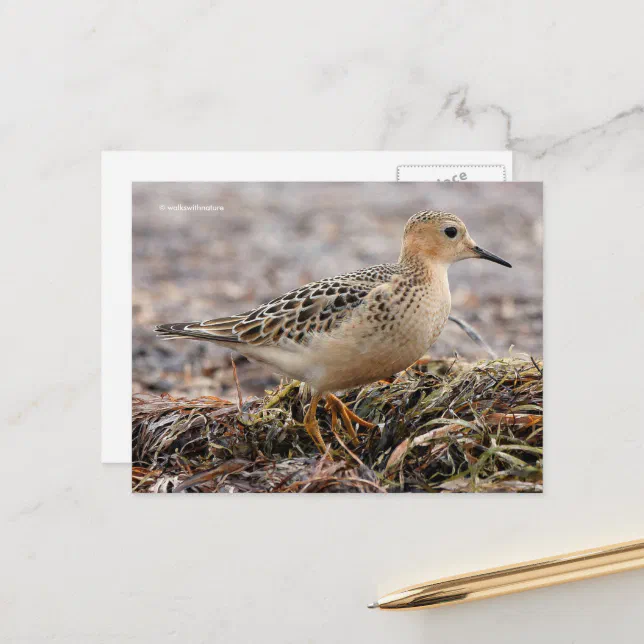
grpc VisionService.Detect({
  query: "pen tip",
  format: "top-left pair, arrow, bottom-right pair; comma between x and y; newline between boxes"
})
367,602 -> 379,609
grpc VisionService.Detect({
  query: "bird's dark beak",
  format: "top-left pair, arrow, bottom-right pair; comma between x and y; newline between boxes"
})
473,245 -> 512,268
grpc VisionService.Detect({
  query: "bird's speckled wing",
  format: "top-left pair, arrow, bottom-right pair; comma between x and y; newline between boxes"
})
155,264 -> 401,346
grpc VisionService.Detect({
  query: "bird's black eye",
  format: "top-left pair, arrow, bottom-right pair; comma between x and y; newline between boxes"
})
444,226 -> 458,239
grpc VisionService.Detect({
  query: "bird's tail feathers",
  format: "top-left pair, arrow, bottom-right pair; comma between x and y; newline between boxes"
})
154,322 -> 241,344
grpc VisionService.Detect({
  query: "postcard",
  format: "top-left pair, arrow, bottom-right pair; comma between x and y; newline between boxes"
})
102,151 -> 513,464
130,180 -> 542,493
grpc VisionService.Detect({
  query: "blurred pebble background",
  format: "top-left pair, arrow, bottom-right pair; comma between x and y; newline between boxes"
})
133,182 -> 542,399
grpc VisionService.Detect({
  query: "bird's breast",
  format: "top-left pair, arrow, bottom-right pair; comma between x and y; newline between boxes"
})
304,281 -> 451,392
392,282 -> 451,357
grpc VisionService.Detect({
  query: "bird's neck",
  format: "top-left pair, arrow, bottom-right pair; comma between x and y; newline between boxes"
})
398,252 -> 449,286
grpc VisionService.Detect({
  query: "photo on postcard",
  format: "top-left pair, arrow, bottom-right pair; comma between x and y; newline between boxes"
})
132,182 -> 542,493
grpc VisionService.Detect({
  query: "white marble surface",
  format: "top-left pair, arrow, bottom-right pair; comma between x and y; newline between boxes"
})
3,1 -> 644,642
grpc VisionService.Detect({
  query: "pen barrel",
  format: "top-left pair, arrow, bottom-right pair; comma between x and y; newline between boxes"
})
378,539 -> 644,610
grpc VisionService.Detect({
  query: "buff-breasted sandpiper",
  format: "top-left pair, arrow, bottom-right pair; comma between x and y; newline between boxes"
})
155,210 -> 511,452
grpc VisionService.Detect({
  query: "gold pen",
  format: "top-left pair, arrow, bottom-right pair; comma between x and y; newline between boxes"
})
369,538 -> 644,611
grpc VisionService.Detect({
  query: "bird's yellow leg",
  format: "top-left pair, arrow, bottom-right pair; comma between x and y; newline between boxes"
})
325,393 -> 376,445
304,393 -> 327,453
326,394 -> 376,430
329,403 -> 339,437
326,397 -> 358,445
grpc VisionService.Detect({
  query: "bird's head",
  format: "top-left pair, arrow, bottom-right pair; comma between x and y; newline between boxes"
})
400,210 -> 512,268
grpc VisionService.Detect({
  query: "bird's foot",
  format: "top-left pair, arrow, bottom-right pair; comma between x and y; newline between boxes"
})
325,393 -> 375,446
304,393 -> 328,454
